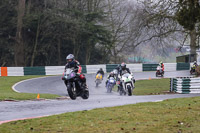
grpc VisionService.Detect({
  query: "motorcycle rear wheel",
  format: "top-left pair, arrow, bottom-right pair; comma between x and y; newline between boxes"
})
81,89 -> 89,99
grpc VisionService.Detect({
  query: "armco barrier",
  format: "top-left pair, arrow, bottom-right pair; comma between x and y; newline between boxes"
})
0,67 -> 7,76
142,64 -> 158,71
176,63 -> 190,70
81,65 -> 87,73
24,67 -> 46,75
7,67 -> 24,76
106,64 -> 118,72
127,64 -> 142,72
170,77 -> 200,94
164,63 -> 176,71
45,66 -> 64,75
86,65 -> 106,74
0,63 -> 188,76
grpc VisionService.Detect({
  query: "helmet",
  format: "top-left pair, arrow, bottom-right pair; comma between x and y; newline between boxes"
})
66,54 -> 74,63
194,61 -> 197,63
160,61 -> 163,64
110,72 -> 114,76
100,68 -> 103,71
121,62 -> 126,69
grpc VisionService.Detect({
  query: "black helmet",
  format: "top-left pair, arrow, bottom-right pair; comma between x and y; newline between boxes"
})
100,68 -> 103,71
66,54 -> 74,63
121,62 -> 126,69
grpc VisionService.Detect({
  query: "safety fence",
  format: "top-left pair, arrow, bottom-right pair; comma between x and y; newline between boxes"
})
0,63 -> 191,76
170,77 -> 200,94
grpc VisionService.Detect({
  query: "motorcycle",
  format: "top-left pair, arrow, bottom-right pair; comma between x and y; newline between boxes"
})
118,73 -> 135,96
95,73 -> 103,87
106,77 -> 116,93
62,68 -> 89,100
190,65 -> 196,75
156,65 -> 164,77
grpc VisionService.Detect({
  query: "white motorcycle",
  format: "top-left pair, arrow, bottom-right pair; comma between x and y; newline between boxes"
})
156,65 -> 164,77
119,73 -> 135,96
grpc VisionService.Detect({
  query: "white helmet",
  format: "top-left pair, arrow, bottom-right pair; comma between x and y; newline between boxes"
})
66,54 -> 74,63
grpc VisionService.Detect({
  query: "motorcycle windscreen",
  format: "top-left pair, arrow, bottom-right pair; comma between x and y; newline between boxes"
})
109,77 -> 116,83
65,69 -> 76,79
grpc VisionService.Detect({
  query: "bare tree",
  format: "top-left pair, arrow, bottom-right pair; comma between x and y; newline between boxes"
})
104,0 -> 136,63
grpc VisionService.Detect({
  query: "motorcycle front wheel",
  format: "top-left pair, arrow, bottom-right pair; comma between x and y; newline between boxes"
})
127,86 -> 132,96
156,72 -> 158,77
107,85 -> 112,93
67,84 -> 77,100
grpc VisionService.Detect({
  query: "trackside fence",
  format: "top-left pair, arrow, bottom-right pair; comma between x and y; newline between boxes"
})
0,63 -> 193,76
170,77 -> 200,94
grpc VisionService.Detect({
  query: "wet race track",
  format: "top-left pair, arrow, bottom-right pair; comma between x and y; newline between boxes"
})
1,70 -> 200,123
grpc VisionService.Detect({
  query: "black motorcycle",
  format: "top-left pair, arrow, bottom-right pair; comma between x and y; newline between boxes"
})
62,68 -> 89,100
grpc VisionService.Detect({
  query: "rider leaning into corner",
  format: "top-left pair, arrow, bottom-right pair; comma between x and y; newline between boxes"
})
64,54 -> 87,88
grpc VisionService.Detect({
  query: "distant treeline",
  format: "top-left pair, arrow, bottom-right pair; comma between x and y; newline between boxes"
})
0,0 -> 113,66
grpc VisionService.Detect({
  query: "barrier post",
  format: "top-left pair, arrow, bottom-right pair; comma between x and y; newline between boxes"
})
170,78 -> 174,92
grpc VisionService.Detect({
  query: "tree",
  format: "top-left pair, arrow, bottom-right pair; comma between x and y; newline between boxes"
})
15,0 -> 26,66
0,0 -> 17,66
176,0 -> 200,59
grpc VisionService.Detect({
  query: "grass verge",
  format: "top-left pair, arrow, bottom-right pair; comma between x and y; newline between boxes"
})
0,76 -> 59,101
113,78 -> 171,95
0,96 -> 200,132
134,78 -> 171,95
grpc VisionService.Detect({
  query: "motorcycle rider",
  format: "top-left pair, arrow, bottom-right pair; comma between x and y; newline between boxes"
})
119,62 -> 131,76
105,71 -> 116,86
64,54 -> 87,87
117,62 -> 134,92
96,68 -> 104,79
191,61 -> 198,73
115,64 -> 121,72
193,61 -> 198,67
159,61 -> 164,73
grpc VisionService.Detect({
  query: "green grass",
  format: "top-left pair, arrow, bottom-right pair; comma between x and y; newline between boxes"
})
0,76 -> 59,101
134,78 -> 170,95
113,78 -> 170,95
1,97 -> 200,133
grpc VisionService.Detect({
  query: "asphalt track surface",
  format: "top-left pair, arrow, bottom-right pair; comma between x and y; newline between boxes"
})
1,70 -> 200,124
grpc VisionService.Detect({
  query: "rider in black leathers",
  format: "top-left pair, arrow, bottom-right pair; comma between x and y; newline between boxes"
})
119,62 -> 131,76
117,62 -> 134,92
64,54 -> 87,87
105,71 -> 116,86
96,68 -> 104,79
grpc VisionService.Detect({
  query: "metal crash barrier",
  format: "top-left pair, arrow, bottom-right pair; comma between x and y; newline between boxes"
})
170,77 -> 200,94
